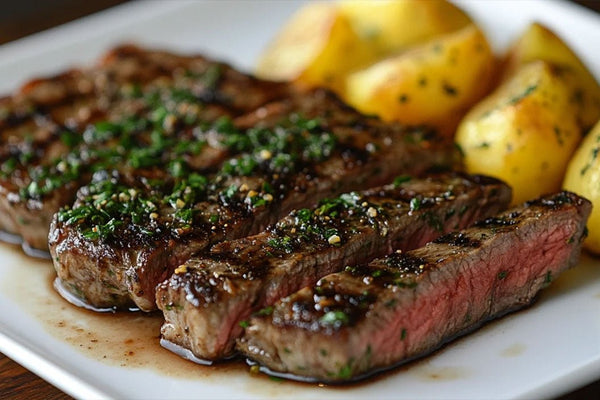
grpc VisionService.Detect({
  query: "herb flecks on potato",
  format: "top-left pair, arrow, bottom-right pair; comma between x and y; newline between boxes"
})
503,22 -> 600,132
457,22 -> 600,205
338,0 -> 472,56
345,24 -> 495,137
255,0 -> 485,137
564,120 -> 600,254
255,2 -> 377,93
456,61 -> 581,205
257,3 -> 600,216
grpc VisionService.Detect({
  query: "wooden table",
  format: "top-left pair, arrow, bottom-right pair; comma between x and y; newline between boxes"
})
0,1 -> 599,399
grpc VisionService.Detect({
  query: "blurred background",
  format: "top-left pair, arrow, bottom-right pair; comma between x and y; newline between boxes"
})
0,0 -> 599,45
0,0 -> 127,44
0,1 -> 598,399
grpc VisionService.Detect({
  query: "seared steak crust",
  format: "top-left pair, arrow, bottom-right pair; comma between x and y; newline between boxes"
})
0,44 -> 288,252
50,89 -> 456,312
156,173 -> 511,361
238,192 -> 591,382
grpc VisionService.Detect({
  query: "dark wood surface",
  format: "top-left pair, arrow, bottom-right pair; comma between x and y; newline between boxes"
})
0,1 -> 599,399
0,354 -> 72,400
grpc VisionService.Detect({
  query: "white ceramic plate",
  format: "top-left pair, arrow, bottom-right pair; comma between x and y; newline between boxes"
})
0,1 -> 599,399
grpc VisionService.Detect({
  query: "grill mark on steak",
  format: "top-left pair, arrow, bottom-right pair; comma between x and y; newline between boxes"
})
237,191 -> 591,382
0,45 -> 289,252
155,173 -> 511,361
432,232 -> 481,247
49,89 -> 457,312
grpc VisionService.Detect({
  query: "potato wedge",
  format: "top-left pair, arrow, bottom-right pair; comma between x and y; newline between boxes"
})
456,61 -> 582,205
345,24 -> 496,137
255,2 -> 377,92
563,120 -> 600,253
338,0 -> 472,55
504,22 -> 600,131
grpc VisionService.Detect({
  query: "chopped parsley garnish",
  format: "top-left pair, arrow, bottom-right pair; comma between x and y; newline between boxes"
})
238,320 -> 250,328
256,306 -> 274,317
319,310 -> 350,326
267,236 -> 294,254
409,197 -> 421,211
56,179 -> 159,240
393,175 -> 411,187
13,62 -> 340,242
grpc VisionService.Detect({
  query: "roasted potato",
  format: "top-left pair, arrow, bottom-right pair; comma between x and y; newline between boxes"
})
563,120 -> 600,254
345,24 -> 496,137
255,2 -> 377,93
338,0 -> 472,55
504,22 -> 600,132
456,61 -> 582,205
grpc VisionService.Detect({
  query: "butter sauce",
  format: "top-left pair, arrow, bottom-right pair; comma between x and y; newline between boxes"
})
11,241 -> 596,393
1,244 -> 238,380
53,277 -> 138,313
1,240 -> 414,393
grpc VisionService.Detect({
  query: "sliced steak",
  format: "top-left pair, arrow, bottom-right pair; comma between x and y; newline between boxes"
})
0,44 -> 289,252
238,191 -> 591,382
156,173 -> 511,361
49,89 -> 456,312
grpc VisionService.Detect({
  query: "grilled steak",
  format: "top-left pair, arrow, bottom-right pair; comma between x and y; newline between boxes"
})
238,191 -> 591,382
0,44 -> 288,253
156,173 -> 511,361
49,89 -> 456,312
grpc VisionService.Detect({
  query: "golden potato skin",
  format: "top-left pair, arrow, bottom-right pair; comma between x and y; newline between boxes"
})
504,22 -> 600,132
345,24 -> 496,137
338,0 -> 471,55
564,120 -> 600,254
255,2 -> 377,93
456,61 -> 582,205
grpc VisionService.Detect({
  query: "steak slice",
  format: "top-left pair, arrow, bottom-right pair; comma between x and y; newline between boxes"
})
49,89 -> 456,312
0,44 -> 289,253
238,191 -> 591,382
156,173 -> 511,361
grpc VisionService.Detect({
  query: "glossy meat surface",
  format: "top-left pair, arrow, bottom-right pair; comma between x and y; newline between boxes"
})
238,192 -> 591,382
156,173 -> 511,360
